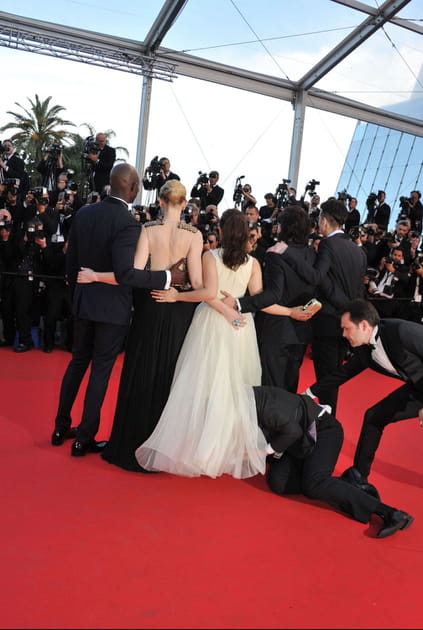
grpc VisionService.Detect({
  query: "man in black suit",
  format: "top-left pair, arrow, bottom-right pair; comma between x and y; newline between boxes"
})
190,170 -> 224,211
254,384 -> 414,538
273,198 -> 368,415
303,298 -> 423,496
223,206 -> 317,393
87,132 -> 116,194
0,139 -> 29,197
51,162 -> 185,456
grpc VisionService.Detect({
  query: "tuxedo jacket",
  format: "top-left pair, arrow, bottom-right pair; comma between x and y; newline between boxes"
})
309,318 -> 423,404
93,144 -> 116,193
282,233 -> 367,337
66,196 -> 167,326
239,245 -> 317,344
253,385 -> 322,458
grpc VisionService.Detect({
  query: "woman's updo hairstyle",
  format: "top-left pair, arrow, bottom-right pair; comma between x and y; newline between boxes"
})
159,180 -> 186,205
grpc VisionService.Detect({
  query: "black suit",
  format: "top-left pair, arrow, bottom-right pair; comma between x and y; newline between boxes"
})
1,153 -> 29,195
190,183 -> 224,210
254,386 -> 382,524
239,245 -> 317,392
92,144 -> 116,193
282,232 -> 367,413
54,196 -> 168,445
308,318 -> 423,478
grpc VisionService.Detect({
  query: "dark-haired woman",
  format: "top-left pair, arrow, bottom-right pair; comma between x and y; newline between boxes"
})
135,209 -> 306,479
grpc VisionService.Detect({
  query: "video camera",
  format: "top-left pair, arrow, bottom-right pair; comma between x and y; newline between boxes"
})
275,178 -> 291,209
46,143 -> 64,159
337,189 -> 352,203
305,179 -> 320,196
82,136 -> 100,160
197,171 -> 209,186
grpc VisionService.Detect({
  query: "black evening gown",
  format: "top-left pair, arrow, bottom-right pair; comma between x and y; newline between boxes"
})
101,286 -> 197,471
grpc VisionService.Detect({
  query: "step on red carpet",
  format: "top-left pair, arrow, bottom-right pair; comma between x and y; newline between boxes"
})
0,347 -> 421,629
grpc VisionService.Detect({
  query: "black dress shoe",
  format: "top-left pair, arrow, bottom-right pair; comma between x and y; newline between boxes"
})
340,466 -> 381,500
51,427 -> 78,446
43,346 -> 53,353
71,439 -> 108,457
14,343 -> 32,353
0,339 -> 13,347
378,510 -> 414,538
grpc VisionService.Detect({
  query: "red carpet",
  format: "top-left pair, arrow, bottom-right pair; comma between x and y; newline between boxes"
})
0,347 -> 422,629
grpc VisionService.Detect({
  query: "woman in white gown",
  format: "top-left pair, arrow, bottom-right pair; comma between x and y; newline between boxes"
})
135,209 -> 311,479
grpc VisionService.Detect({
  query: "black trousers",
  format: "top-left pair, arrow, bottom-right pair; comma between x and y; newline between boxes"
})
354,383 -> 421,478
260,341 -> 306,393
267,414 -> 380,523
54,317 -> 127,444
311,335 -> 349,415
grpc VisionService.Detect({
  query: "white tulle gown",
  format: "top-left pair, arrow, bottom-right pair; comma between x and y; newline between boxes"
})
135,249 -> 267,479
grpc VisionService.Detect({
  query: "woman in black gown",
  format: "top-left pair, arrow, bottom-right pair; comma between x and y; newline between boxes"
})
77,180 -> 204,471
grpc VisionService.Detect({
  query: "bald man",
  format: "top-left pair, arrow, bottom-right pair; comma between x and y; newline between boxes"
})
52,163 -> 185,456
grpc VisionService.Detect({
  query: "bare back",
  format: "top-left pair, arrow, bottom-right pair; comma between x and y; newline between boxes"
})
135,219 -> 204,289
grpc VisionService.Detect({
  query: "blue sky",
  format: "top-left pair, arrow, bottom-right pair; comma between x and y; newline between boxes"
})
0,0 -> 421,208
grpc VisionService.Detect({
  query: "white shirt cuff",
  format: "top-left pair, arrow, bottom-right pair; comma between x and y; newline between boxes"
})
164,270 -> 171,290
235,298 -> 242,312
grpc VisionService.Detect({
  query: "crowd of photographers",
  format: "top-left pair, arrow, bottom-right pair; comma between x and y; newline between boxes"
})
0,144 -> 422,352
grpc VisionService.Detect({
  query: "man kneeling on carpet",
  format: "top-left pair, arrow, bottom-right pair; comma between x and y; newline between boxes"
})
254,385 -> 414,539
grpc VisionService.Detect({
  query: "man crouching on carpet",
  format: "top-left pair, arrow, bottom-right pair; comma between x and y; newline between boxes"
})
253,385 -> 414,539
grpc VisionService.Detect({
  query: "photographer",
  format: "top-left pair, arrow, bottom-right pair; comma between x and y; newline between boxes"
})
84,133 -> 116,194
344,197 -> 360,233
3,178 -> 25,227
36,142 -> 65,192
378,219 -> 412,265
0,209 -> 16,346
259,192 -> 277,220
405,253 -> 423,323
408,191 -> 423,234
367,248 -> 411,318
239,183 -> 257,212
364,190 -> 390,231
190,170 -> 224,211
6,217 -> 47,352
20,187 -> 59,239
0,140 -> 29,197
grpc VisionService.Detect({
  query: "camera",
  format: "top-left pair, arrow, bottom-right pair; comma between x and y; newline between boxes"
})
147,156 -> 162,175
26,217 -> 44,242
197,171 -> 209,186
305,179 -> 320,196
274,178 -> 291,209
46,143 -> 64,159
82,136 -> 100,160
365,267 -> 379,280
348,226 -> 361,241
5,178 -> 20,193
337,189 -> 352,202
366,192 -> 378,210
0,217 -> 13,231
411,256 -> 423,272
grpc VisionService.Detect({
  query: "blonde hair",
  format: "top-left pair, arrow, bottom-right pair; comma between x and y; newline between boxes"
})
159,180 -> 186,205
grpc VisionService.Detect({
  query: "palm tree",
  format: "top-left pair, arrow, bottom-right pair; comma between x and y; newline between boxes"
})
0,94 -> 76,181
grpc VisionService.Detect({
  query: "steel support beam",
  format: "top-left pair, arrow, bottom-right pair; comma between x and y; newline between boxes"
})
331,0 -> 423,35
296,0 -> 412,91
143,0 -> 188,52
288,91 -> 306,190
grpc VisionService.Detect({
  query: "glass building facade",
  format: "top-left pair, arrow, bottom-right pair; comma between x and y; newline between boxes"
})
337,96 -> 423,233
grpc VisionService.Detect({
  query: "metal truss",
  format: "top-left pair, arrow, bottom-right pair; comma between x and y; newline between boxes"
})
0,12 -> 177,81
